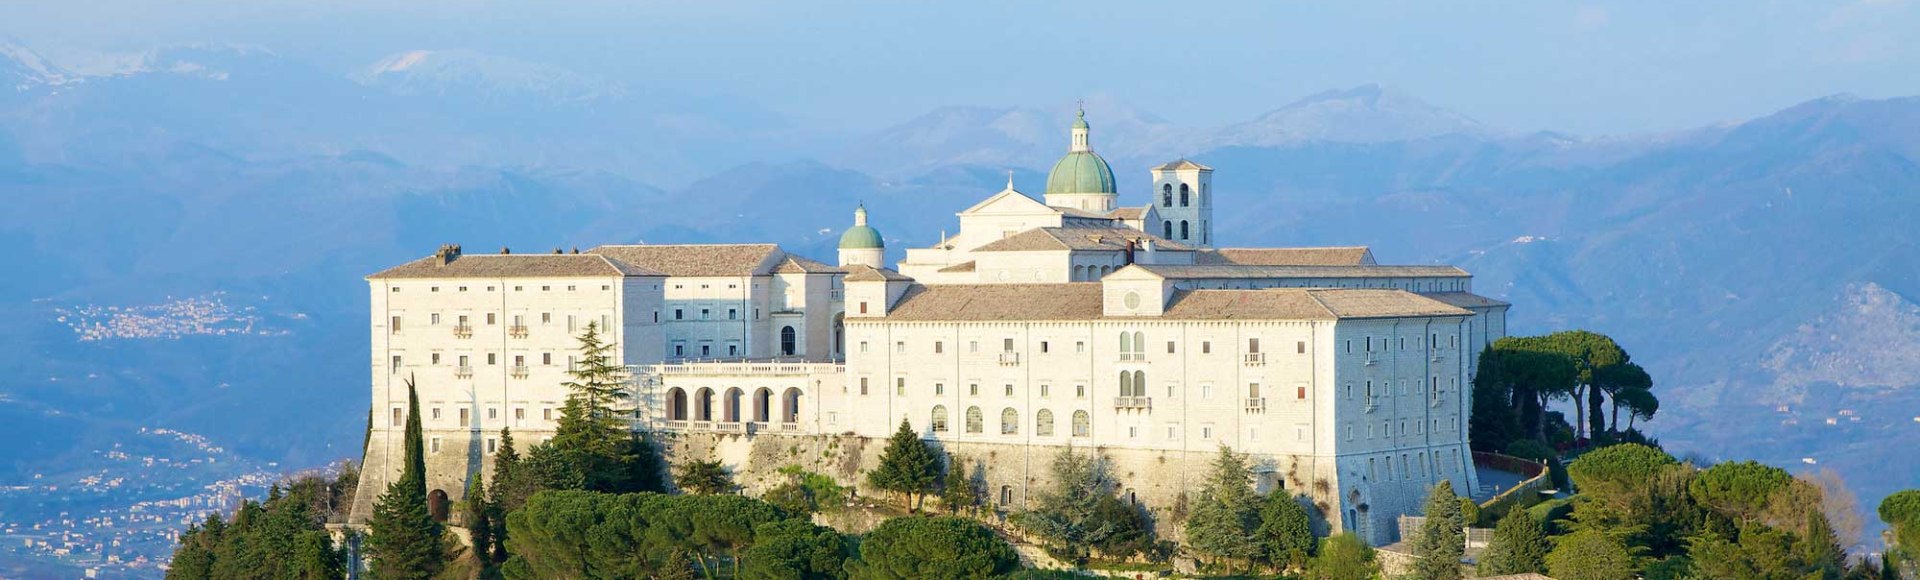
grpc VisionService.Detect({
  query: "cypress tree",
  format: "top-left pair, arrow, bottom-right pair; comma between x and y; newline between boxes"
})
1478,508 -> 1549,576
866,418 -> 939,511
366,378 -> 448,579
1411,480 -> 1465,580
464,477 -> 493,571
940,454 -> 975,514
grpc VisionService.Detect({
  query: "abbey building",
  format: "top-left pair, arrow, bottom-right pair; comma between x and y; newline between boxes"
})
348,110 -> 1510,545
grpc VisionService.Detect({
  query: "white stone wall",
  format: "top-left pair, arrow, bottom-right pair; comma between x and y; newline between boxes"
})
1150,167 -> 1213,247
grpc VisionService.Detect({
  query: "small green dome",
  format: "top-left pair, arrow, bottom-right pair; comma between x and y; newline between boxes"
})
1046,151 -> 1116,195
838,205 -> 883,249
839,225 -> 883,249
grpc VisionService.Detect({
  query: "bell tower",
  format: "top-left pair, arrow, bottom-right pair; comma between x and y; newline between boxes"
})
1149,159 -> 1213,247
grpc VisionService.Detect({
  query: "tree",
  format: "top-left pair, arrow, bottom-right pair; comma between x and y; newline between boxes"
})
865,419 -> 939,511
1567,443 -> 1676,504
1410,480 -> 1465,580
675,458 -> 735,495
1546,528 -> 1636,580
1596,362 -> 1652,432
844,516 -> 1020,580
1689,460 -> 1792,526
1254,493 -> 1315,572
738,519 -> 851,580
939,455 -> 977,514
1478,508 -> 1549,576
366,378 -> 449,580
463,477 -> 493,572
1183,446 -> 1260,572
538,322 -> 667,495
1015,446 -> 1115,561
1305,533 -> 1379,580
1480,338 -> 1580,443
1879,490 -> 1920,571
1615,386 -> 1659,431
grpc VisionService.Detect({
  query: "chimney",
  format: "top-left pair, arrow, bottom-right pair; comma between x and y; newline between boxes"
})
1122,238 -> 1136,266
436,243 -> 462,265
500,246 -> 511,255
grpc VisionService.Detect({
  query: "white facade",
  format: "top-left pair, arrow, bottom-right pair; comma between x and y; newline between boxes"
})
352,112 -> 1515,546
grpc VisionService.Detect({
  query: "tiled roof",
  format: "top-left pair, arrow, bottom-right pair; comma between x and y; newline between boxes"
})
367,253 -> 662,279
974,227 -> 1195,253
1151,159 -> 1213,172
1420,291 -> 1509,308
871,284 -> 1468,321
774,254 -> 840,274
586,244 -> 782,277
937,261 -> 977,273
1196,247 -> 1375,266
844,264 -> 913,282
1107,206 -> 1148,220
1050,206 -> 1112,219
1137,263 -> 1469,279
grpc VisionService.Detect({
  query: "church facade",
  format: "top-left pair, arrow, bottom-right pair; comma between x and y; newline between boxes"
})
350,110 -> 1510,545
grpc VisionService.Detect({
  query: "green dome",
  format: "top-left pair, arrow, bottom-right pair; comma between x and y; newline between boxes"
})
838,205 -> 883,249
839,225 -> 883,249
1046,151 -> 1116,195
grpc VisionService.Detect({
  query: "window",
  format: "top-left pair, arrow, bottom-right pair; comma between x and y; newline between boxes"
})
896,378 -> 906,396
859,341 -> 869,353
1075,341 -> 1086,353
391,355 -> 402,372
700,345 -> 710,357
1248,383 -> 1261,398
431,353 -> 441,365
895,341 -> 906,353
780,326 -> 796,356
1297,341 -> 1306,354
674,309 -> 684,320
1039,341 -> 1049,353
969,341 -> 979,353
728,308 -> 738,320
1076,385 -> 1086,398
1201,425 -> 1213,439
1248,338 -> 1261,353
934,383 -> 945,395
1039,384 -> 1049,398
1179,183 -> 1190,206
969,383 -> 980,396
1162,184 -> 1172,206
966,407 -> 984,433
858,302 -> 868,314
1202,341 -> 1211,354
487,353 -> 497,365
458,408 -> 469,427
1036,409 -> 1055,436
513,355 -> 524,367
487,438 -> 497,454
431,407 -> 442,420
700,309 -> 710,320
544,408 -> 552,421
934,341 -> 944,354
488,408 -> 498,420
859,377 -> 869,396
931,406 -> 950,432
1000,408 -> 1019,434
674,344 -> 685,357
1201,384 -> 1213,400
1180,220 -> 1189,240
1167,424 -> 1179,440
432,313 -> 441,325
1166,341 -> 1176,354
458,355 -> 469,367
390,316 -> 402,333
430,437 -> 442,453
515,408 -> 525,420
1297,385 -> 1308,400
486,313 -> 496,325
1072,411 -> 1090,436
1003,338 -> 1015,352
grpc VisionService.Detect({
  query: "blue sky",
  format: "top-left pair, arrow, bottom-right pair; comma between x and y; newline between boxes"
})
5,0 -> 1917,135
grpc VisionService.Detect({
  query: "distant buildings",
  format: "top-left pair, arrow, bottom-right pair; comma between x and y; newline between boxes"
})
350,110 -> 1510,545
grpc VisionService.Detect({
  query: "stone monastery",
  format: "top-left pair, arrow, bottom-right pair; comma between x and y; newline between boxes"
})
349,109 -> 1512,545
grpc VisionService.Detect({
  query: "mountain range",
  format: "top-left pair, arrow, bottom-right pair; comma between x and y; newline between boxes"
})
5,39 -> 1920,570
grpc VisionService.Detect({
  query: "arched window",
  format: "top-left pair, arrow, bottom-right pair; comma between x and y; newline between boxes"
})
427,489 -> 450,522
1179,183 -> 1190,207
780,326 -> 796,356
781,388 -> 802,423
752,388 -> 772,422
1036,409 -> 1055,436
723,387 -> 743,422
695,388 -> 715,421
1163,220 -> 1174,239
1118,371 -> 1133,396
1180,220 -> 1190,240
1132,370 -> 1147,397
931,405 -> 950,433
1162,184 -> 1173,206
1119,332 -> 1131,355
1001,408 -> 1019,435
966,406 -> 984,433
1133,332 -> 1145,355
667,388 -> 688,421
1072,411 -> 1090,437
1000,485 -> 1013,506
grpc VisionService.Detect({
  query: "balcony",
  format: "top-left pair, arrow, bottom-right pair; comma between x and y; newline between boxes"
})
1363,399 -> 1378,414
510,365 -> 530,379
509,325 -> 529,338
1363,353 -> 1378,366
1114,396 -> 1152,410
1243,352 -> 1266,366
1244,397 -> 1267,412
998,352 -> 1021,366
455,365 -> 474,378
453,325 -> 473,339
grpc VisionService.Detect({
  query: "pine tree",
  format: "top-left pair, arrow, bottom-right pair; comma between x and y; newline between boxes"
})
464,477 -> 493,572
1256,493 -> 1316,572
366,378 -> 448,580
487,427 -> 525,564
1184,446 -> 1261,573
1016,446 -> 1115,561
1477,508 -> 1548,576
866,418 -> 939,511
1411,480 -> 1465,579
544,322 -> 666,494
941,454 -> 976,514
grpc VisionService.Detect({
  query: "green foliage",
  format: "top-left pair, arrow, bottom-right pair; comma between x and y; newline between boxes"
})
1567,443 -> 1675,499
1409,480 -> 1464,580
1459,498 -> 1482,527
675,458 -> 735,495
502,490 -> 798,580
738,518 -> 852,580
1014,447 -> 1143,562
1879,489 -> 1920,557
1304,532 -> 1378,580
528,323 -> 668,497
1254,493 -> 1315,571
1504,439 -> 1555,462
939,456 -> 978,514
1182,447 -> 1260,572
1546,528 -> 1637,580
1527,498 -> 1574,534
463,477 -> 493,573
843,516 -> 1020,580
367,379 -> 450,580
865,419 -> 940,512
778,464 -> 851,513
166,474 -> 351,580
1478,508 -> 1549,576
1688,460 -> 1792,525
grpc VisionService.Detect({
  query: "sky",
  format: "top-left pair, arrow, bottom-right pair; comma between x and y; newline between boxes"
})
4,0 -> 1919,136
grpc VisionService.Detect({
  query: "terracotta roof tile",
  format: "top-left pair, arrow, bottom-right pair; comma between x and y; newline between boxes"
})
844,264 -> 913,282
367,253 -> 662,279
872,284 -> 1468,321
1138,263 -> 1468,279
974,227 -> 1194,253
586,244 -> 782,277
1195,247 -> 1375,266
774,254 -> 840,274
1420,291 -> 1510,309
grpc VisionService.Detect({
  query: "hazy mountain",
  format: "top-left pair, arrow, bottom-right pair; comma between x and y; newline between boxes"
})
9,37 -> 1920,569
